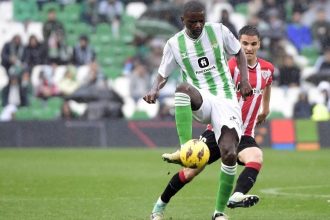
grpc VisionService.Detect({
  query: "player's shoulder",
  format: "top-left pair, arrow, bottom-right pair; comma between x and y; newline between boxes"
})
228,56 -> 237,67
205,22 -> 227,32
205,22 -> 221,28
258,58 -> 274,69
167,30 -> 185,45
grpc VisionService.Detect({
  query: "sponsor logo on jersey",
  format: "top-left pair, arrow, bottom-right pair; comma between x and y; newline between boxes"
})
261,69 -> 271,79
198,57 -> 209,68
195,65 -> 216,74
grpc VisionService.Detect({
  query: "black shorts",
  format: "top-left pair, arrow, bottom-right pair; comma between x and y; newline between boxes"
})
200,130 -> 260,166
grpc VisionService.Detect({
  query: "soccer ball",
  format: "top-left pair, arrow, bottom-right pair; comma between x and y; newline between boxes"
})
180,139 -> 210,169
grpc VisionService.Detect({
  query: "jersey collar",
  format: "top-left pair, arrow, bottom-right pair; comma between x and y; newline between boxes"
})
183,27 -> 205,42
248,58 -> 259,69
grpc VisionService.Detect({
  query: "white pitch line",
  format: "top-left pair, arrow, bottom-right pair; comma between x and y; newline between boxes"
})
260,184 -> 330,198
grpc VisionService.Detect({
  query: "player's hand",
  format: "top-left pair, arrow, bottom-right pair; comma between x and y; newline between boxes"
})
143,89 -> 159,104
239,79 -> 253,100
256,111 -> 269,126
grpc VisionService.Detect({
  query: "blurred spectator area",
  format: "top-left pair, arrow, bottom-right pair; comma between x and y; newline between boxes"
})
0,0 -> 329,121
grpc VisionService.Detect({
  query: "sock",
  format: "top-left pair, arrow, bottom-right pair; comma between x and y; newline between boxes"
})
175,92 -> 192,146
215,163 -> 237,213
160,170 -> 189,203
233,162 -> 261,194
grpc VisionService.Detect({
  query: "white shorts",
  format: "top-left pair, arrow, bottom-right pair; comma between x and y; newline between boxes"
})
192,89 -> 242,143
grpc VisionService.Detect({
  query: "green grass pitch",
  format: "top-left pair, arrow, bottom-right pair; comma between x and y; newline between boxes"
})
0,148 -> 330,220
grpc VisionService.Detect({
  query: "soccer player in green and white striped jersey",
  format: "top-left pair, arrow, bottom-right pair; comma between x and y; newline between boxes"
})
144,1 -> 252,220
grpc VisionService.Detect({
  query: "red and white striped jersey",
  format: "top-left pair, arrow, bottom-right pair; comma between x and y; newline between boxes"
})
228,57 -> 274,137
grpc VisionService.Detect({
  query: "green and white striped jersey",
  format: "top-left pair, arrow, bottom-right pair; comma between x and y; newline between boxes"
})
159,22 -> 240,100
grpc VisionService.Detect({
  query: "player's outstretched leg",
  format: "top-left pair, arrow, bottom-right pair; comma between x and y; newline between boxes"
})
212,212 -> 229,220
227,160 -> 262,209
213,127 -> 238,220
150,170 -> 190,219
162,149 -> 182,165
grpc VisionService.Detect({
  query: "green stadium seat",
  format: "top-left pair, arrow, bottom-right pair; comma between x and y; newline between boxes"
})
63,3 -> 81,15
129,110 -> 150,120
268,111 -> 285,119
15,107 -> 34,120
301,46 -> 320,66
96,23 -> 111,35
102,66 -> 123,79
13,0 -> 38,21
234,3 -> 248,16
42,2 -> 61,13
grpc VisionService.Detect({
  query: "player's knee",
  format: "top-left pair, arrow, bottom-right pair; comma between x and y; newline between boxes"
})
183,167 -> 201,181
243,148 -> 263,164
220,145 -> 237,164
253,149 -> 263,164
175,83 -> 191,94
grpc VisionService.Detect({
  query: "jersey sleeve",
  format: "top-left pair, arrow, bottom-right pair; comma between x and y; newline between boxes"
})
227,57 -> 236,78
221,24 -> 241,55
158,41 -> 178,78
266,63 -> 275,86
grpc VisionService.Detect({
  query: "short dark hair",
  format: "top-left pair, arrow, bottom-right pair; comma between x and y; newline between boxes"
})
238,25 -> 260,39
80,35 -> 89,42
183,1 -> 205,15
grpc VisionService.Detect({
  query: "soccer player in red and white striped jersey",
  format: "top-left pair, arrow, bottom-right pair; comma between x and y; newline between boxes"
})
225,25 -> 274,208
229,44 -> 274,138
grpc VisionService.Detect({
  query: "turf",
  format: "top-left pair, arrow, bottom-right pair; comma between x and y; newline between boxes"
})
0,148 -> 330,220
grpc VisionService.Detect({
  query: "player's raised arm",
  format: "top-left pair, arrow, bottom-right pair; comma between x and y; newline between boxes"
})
235,49 -> 252,99
143,74 -> 168,104
144,40 -> 177,104
257,84 -> 271,125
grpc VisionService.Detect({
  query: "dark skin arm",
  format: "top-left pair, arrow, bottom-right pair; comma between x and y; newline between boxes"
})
235,49 -> 252,99
143,74 -> 168,104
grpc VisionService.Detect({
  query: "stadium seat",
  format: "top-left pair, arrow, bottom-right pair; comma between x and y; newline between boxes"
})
96,23 -> 111,35
136,98 -> 159,119
234,3 -> 248,16
111,76 -> 130,98
125,2 -> 147,19
15,107 -> 34,120
301,46 -> 320,66
230,12 -> 247,32
129,110 -> 150,120
42,2 -> 60,14
31,65 -> 45,88
0,1 -> 13,21
269,87 -> 286,117
63,3 -> 81,17
26,22 -> 43,41
207,2 -> 233,22
0,65 -> 9,91
76,65 -> 90,84
284,87 -> 301,118
121,97 -> 136,118
53,65 -> 68,85
308,87 -> 324,104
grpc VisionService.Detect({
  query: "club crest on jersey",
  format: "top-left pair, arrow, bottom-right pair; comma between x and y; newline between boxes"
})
198,57 -> 209,68
261,69 -> 271,79
212,43 -> 218,49
181,52 -> 188,59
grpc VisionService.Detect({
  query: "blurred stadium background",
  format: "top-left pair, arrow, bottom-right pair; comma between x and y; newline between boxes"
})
0,0 -> 329,147
0,0 -> 330,219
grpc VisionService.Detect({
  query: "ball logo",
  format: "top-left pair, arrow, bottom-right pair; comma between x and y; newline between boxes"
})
198,57 -> 209,68
186,147 -> 193,159
197,148 -> 204,161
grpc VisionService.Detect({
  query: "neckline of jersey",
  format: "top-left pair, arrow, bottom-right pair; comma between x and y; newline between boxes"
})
248,59 -> 259,69
183,27 -> 205,42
